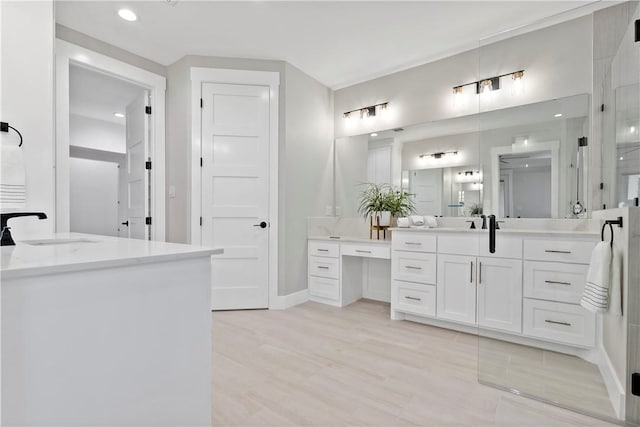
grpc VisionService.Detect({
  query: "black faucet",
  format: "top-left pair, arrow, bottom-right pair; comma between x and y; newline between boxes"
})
488,214 -> 496,254
1,212 -> 48,246
480,215 -> 487,230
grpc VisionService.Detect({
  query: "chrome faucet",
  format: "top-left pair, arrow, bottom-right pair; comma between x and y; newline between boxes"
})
1,212 -> 48,246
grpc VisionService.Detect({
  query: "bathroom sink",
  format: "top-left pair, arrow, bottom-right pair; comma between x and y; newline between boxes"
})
22,238 -> 99,246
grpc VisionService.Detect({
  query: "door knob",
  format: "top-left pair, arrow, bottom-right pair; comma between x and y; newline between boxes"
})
121,221 -> 129,226
253,221 -> 268,229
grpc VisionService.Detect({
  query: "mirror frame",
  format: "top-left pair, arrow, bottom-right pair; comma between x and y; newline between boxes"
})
491,140 -> 560,218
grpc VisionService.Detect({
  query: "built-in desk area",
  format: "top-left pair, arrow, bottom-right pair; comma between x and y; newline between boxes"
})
307,237 -> 391,306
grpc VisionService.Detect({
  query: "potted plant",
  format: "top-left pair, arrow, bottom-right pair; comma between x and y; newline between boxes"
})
357,182 -> 415,228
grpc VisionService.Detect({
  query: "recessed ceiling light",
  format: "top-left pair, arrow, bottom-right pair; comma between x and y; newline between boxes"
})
554,113 -> 563,118
631,126 -> 636,133
525,164 -> 529,168
620,156 -> 624,161
114,112 -> 125,118
370,133 -> 378,137
118,9 -> 137,22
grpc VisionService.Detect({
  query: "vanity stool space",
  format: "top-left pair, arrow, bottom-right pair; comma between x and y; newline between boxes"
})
390,228 -> 599,352
308,238 -> 391,307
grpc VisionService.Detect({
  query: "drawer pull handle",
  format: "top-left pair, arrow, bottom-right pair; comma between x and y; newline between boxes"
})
544,280 -> 572,286
470,261 -> 473,283
404,296 -> 422,301
545,319 -> 571,327
405,241 -> 422,245
317,266 -> 330,270
316,249 -> 329,252
479,261 -> 482,284
544,250 -> 572,254
405,265 -> 422,270
355,250 -> 372,253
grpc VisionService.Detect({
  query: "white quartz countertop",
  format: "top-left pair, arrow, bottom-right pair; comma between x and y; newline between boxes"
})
1,233 -> 223,279
389,227 -> 599,237
308,235 -> 391,245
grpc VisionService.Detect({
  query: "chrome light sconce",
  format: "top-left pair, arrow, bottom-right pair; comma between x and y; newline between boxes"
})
453,70 -> 524,95
343,102 -> 388,120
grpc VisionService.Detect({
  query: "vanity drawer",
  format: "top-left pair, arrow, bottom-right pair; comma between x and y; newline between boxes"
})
341,244 -> 390,259
309,256 -> 339,279
393,252 -> 436,284
394,280 -> 436,317
437,234 -> 479,256
392,233 -> 437,253
478,235 -> 523,259
524,261 -> 588,304
523,239 -> 596,264
309,276 -> 339,301
523,299 -> 595,348
308,241 -> 339,258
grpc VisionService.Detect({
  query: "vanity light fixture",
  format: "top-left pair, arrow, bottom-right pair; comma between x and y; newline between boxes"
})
114,112 -> 125,118
342,102 -> 389,121
554,113 -> 563,118
452,70 -> 524,95
118,8 -> 138,22
419,150 -> 458,159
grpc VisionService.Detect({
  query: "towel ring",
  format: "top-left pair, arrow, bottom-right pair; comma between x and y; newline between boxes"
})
0,122 -> 23,147
601,216 -> 623,249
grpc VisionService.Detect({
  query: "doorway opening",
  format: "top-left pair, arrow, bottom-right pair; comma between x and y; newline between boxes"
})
68,65 -> 148,238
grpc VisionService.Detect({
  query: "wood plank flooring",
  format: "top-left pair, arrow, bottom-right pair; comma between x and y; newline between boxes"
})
212,300 -> 616,426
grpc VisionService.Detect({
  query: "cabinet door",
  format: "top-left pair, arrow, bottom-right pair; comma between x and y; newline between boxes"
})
437,254 -> 476,325
477,257 -> 523,333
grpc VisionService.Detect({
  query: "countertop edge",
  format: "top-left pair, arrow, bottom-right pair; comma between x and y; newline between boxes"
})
1,248 -> 223,280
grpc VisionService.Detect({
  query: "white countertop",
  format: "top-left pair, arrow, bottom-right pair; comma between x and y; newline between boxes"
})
389,227 -> 599,237
308,235 -> 391,245
1,233 -> 223,279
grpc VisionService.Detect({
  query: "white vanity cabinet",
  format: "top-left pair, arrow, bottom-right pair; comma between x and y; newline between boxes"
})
390,229 -> 598,352
308,240 -> 341,305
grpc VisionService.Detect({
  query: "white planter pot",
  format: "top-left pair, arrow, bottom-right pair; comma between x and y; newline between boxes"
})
372,211 -> 392,227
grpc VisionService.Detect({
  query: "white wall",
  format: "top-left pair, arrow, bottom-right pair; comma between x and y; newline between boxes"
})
70,114 -> 125,153
0,1 -> 54,235
334,15 -> 592,139
511,166 -> 551,218
69,157 -> 119,236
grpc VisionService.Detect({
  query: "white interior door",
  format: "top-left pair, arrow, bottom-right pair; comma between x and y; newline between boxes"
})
411,169 -> 442,215
125,91 -> 150,240
201,82 -> 270,310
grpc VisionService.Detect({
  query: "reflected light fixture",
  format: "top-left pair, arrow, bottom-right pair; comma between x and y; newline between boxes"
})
452,70 -> 524,95
370,133 -> 378,137
631,126 -> 636,133
118,8 -> 138,21
554,113 -> 563,118
114,112 -> 125,118
342,102 -> 389,121
419,150 -> 458,159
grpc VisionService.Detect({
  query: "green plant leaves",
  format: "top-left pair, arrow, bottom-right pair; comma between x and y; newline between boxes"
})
357,182 -> 415,219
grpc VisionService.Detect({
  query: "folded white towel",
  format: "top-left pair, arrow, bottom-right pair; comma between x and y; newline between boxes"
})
397,217 -> 410,228
581,241 -> 612,313
424,215 -> 438,228
409,215 -> 424,226
610,243 -> 623,317
0,143 -> 27,210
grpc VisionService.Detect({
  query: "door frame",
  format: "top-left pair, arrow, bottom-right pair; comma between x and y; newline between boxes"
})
190,67 -> 279,309
55,39 -> 166,240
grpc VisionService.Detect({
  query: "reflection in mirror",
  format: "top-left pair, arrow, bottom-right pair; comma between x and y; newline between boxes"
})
615,83 -> 640,207
498,151 -> 551,218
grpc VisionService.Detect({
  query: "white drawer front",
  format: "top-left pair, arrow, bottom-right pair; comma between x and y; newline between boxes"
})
308,241 -> 339,258
523,299 -> 595,348
437,234 -> 479,256
341,244 -> 390,259
478,235 -> 523,259
392,233 -> 437,253
394,280 -> 436,317
523,239 -> 596,264
524,261 -> 588,304
309,276 -> 339,301
309,256 -> 339,279
393,252 -> 436,284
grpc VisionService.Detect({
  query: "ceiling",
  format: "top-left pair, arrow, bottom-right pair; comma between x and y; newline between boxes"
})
55,1 -> 611,89
69,65 -> 146,124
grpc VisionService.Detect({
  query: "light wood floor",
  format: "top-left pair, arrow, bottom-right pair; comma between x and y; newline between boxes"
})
212,300 -> 616,426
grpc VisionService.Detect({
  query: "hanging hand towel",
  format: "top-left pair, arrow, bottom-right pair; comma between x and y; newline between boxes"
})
610,243 -> 623,317
0,143 -> 26,210
580,241 -> 612,313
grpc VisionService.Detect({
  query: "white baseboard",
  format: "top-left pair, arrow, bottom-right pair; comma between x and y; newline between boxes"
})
271,289 -> 309,310
598,346 -> 625,420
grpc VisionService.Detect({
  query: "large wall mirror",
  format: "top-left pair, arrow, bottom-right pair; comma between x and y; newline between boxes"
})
335,93 -> 590,219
